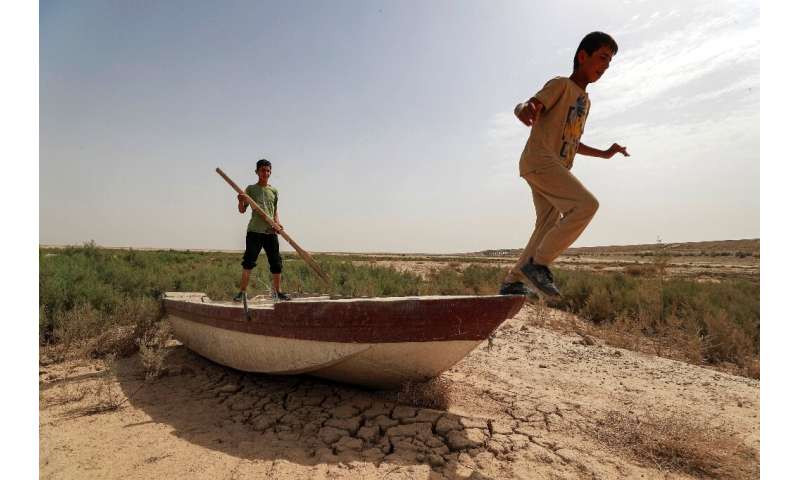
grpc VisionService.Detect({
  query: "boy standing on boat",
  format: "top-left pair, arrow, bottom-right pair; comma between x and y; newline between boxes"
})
499,31 -> 630,297
234,159 -> 291,302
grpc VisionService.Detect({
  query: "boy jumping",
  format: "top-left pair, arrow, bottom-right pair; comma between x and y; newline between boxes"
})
500,31 -> 630,297
234,159 -> 291,302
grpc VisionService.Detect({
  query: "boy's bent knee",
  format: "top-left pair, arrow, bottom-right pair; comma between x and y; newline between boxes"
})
268,256 -> 283,274
585,195 -> 599,215
577,194 -> 599,217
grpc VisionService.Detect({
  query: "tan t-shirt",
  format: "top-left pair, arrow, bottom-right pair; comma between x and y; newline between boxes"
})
519,77 -> 591,175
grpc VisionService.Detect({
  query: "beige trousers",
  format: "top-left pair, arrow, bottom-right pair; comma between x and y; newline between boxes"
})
505,160 -> 599,283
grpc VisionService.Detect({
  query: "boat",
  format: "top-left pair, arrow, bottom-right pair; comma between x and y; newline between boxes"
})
162,292 -> 525,388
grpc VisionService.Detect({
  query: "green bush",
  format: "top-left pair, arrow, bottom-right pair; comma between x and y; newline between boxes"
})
544,267 -> 759,373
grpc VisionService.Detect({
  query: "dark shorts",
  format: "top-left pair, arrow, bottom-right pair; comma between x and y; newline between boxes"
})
241,231 -> 282,273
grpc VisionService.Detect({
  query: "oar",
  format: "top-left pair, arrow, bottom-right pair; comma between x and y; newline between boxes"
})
216,167 -> 330,286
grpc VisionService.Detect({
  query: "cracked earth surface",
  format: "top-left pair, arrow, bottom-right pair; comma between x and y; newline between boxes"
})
40,305 -> 759,479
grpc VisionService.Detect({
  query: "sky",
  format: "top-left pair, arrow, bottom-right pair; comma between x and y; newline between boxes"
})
39,0 -> 760,253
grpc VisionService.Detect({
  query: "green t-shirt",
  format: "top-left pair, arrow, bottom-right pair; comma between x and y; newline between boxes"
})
245,183 -> 279,234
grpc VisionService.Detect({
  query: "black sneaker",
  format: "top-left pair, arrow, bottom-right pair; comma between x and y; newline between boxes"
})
520,260 -> 561,297
498,281 -> 531,295
272,291 -> 291,301
233,291 -> 246,302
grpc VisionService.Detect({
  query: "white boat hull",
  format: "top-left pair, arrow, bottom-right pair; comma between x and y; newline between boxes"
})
169,315 -> 479,388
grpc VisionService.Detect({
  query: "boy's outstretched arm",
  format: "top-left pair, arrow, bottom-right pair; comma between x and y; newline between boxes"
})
578,142 -> 630,159
514,98 -> 545,127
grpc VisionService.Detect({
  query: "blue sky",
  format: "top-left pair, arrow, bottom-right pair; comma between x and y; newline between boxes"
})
39,0 -> 759,252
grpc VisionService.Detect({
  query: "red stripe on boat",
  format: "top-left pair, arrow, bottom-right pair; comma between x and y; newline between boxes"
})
163,296 -> 524,343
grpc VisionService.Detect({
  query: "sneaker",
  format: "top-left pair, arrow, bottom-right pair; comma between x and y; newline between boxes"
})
272,291 -> 291,301
520,260 -> 561,297
233,291 -> 246,302
498,281 -> 531,295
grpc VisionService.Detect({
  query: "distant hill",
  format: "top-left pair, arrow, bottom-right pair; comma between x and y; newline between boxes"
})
472,238 -> 760,258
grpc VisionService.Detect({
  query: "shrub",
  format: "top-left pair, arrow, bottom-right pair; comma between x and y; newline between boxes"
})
52,303 -> 107,350
582,287 -> 615,323
624,264 -> 659,277
700,311 -> 755,369
137,321 -> 172,381
421,269 -> 464,295
462,264 -> 506,295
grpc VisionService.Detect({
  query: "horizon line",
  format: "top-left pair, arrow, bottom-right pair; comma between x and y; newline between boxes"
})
38,237 -> 760,256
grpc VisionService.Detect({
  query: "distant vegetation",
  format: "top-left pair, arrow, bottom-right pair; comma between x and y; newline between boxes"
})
476,238 -> 761,258
40,243 -> 759,378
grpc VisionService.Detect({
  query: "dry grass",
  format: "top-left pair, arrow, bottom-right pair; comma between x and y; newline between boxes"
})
548,259 -> 759,378
63,354 -> 128,417
601,313 -> 703,363
44,297 -> 164,363
524,304 -> 758,378
90,325 -> 138,358
599,309 -> 758,378
42,297 -> 172,386
45,303 -> 107,362
384,377 -> 453,410
41,383 -> 91,408
593,410 -> 758,479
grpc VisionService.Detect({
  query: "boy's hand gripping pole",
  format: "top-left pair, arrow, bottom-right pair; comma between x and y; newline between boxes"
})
216,167 -> 330,287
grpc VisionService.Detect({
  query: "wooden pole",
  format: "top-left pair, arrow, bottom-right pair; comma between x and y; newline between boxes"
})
216,167 -> 330,286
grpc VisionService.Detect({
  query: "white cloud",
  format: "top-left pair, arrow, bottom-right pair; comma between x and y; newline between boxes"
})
593,13 -> 759,121
583,107 -> 759,163
663,73 -> 759,109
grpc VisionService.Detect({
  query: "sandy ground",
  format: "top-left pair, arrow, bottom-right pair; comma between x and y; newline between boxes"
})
39,304 -> 758,479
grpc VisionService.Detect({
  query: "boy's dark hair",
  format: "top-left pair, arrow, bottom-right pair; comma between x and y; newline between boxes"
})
573,32 -> 618,71
255,159 -> 271,170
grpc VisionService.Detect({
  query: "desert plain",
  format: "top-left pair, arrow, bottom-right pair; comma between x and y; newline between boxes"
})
39,240 -> 759,479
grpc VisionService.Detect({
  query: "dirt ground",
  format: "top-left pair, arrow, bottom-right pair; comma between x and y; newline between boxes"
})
39,305 -> 759,479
